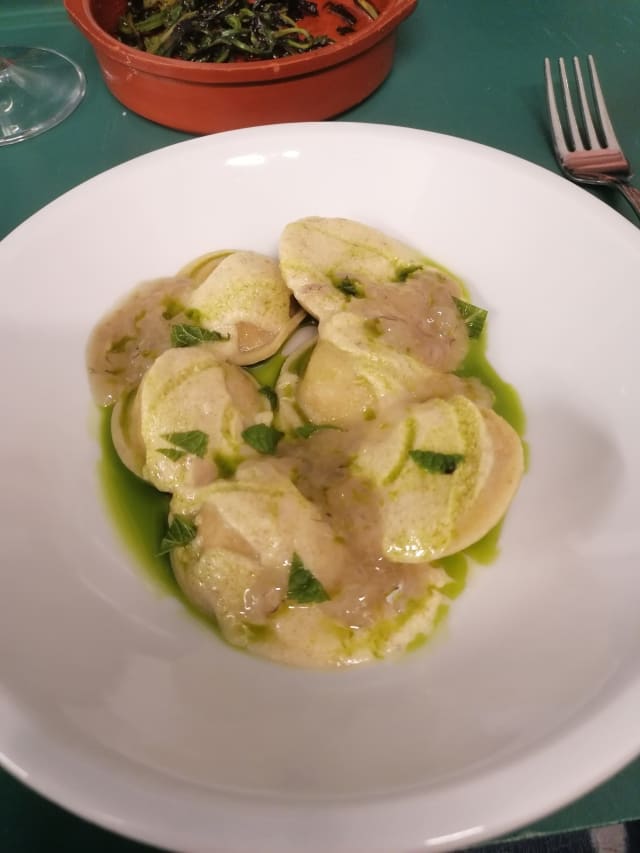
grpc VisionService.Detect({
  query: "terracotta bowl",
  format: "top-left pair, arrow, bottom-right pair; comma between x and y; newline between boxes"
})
64,0 -> 416,134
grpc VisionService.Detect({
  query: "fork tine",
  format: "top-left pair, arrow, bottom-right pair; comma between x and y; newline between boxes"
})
558,57 -> 584,151
573,56 -> 601,150
544,57 -> 568,157
588,54 -> 623,150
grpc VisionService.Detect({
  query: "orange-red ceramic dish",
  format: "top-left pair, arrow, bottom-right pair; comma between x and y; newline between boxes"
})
64,0 -> 416,134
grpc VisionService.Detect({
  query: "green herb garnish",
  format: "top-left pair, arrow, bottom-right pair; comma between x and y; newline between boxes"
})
409,449 -> 465,475
163,430 -> 208,458
287,552 -> 330,603
453,297 -> 487,339
171,324 -> 229,347
158,515 -> 197,555
242,424 -> 284,455
157,448 -> 186,461
294,422 -> 341,439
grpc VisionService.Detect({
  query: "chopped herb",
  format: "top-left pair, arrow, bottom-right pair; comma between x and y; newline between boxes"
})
410,449 -> 465,475
394,263 -> 423,282
163,430 -> 208,458
453,297 -> 487,339
354,0 -> 379,17
158,515 -> 197,555
171,324 -> 229,347
294,422 -> 341,438
334,276 -> 364,298
259,385 -> 278,410
242,423 -> 284,454
287,552 -> 330,603
157,448 -> 186,461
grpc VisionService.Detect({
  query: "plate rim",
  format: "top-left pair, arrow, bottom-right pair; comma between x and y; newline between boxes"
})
2,121 -> 639,853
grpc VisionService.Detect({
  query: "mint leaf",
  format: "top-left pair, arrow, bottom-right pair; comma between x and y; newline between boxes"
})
242,424 -> 283,455
287,552 -> 330,603
163,430 -> 208,458
158,516 -> 197,555
410,449 -> 464,475
157,448 -> 186,461
171,324 -> 229,347
294,422 -> 341,439
452,297 -> 487,339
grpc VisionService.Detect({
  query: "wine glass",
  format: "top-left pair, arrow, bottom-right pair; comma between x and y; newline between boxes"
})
0,45 -> 86,146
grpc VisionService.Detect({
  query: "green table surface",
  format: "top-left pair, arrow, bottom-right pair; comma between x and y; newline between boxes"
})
1,0 -> 639,849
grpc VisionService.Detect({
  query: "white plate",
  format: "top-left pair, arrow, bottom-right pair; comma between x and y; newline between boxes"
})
1,123 -> 639,853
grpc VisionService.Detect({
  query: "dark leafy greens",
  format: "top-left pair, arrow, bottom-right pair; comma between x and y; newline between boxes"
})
117,0 -> 334,62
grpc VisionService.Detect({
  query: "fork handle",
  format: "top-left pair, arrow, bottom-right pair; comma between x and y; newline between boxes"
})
614,181 -> 640,222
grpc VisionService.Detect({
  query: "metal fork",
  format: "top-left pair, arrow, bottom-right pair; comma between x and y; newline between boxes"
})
545,54 -> 640,221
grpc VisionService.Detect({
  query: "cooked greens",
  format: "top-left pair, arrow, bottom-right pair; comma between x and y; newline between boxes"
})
116,0 -> 334,62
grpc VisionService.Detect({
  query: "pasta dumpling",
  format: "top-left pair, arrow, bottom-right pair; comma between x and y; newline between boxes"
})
115,347 -> 271,492
187,250 -> 306,365
170,460 -> 451,667
351,396 -> 524,561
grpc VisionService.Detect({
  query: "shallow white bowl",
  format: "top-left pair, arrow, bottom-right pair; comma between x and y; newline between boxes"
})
1,123 -> 639,853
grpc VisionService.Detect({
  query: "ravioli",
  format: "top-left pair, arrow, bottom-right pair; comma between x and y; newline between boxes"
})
170,460 -> 450,667
119,347 -> 272,492
88,216 -> 525,670
279,216 -> 462,326
294,312 -> 491,428
187,250 -> 306,365
351,396 -> 524,561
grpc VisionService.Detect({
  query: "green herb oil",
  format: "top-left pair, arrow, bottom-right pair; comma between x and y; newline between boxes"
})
97,407 -> 218,633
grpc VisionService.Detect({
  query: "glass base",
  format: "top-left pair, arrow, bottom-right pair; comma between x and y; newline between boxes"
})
0,46 -> 86,146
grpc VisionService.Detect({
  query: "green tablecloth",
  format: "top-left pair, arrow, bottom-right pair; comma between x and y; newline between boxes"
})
2,0 -> 639,849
